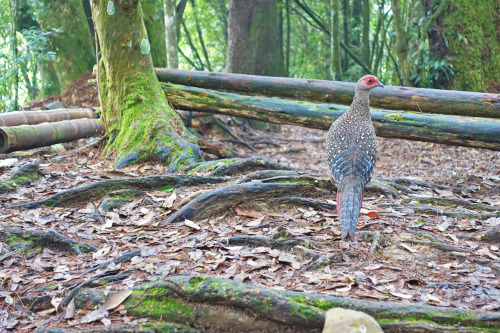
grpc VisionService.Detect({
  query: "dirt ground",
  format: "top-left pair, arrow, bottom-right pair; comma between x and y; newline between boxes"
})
0,86 -> 499,331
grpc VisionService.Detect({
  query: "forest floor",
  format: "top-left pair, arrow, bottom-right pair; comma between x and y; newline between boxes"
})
0,87 -> 499,331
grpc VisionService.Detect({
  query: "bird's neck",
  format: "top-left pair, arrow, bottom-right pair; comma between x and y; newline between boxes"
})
348,90 -> 371,117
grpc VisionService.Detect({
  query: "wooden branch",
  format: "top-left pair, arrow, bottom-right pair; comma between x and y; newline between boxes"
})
156,68 -> 500,118
162,83 -> 500,150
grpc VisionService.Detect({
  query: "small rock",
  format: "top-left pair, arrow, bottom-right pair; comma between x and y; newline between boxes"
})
323,308 -> 383,333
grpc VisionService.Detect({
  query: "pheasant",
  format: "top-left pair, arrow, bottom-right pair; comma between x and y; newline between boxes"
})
326,75 -> 383,240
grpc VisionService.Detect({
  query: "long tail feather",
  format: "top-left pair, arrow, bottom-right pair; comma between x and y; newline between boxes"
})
338,177 -> 364,240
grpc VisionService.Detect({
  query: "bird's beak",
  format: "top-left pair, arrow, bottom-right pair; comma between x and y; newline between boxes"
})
377,80 -> 384,88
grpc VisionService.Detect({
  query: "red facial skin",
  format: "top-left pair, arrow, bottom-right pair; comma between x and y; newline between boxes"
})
363,76 -> 378,86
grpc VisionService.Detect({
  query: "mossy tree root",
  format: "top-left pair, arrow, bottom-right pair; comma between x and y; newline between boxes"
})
402,196 -> 500,212
228,228 -> 325,251
457,225 -> 500,243
63,275 -> 500,332
10,175 -> 232,209
208,157 -> 294,177
0,162 -> 44,193
381,203 -> 499,220
163,182 -> 323,223
0,228 -> 96,255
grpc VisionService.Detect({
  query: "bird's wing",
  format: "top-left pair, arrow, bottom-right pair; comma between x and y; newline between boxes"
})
329,150 -> 375,184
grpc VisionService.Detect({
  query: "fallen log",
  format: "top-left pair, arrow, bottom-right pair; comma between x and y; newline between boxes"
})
156,68 -> 500,118
0,108 -> 99,126
0,118 -> 105,154
162,84 -> 500,151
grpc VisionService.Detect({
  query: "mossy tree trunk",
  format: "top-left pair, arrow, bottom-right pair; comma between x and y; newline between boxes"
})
92,0 -> 203,170
141,0 -> 167,67
38,0 -> 95,96
442,0 -> 500,92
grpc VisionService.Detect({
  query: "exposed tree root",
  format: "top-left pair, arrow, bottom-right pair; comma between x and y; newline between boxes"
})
59,270 -> 138,310
392,177 -> 472,193
208,157 -> 294,176
457,225 -> 500,243
381,204 -> 498,220
275,197 -> 337,210
57,275 -> 500,332
402,196 -> 500,212
84,250 -> 141,275
369,231 -> 382,255
0,228 -> 96,255
228,228 -> 325,251
401,239 -> 469,253
235,169 -> 316,183
163,182 -> 322,223
0,162 -> 44,193
11,175 -> 232,208
300,253 -> 345,272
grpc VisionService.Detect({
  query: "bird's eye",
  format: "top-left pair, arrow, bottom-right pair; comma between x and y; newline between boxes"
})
368,78 -> 373,83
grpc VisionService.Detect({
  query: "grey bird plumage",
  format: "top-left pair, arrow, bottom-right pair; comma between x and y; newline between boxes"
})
326,75 -> 384,240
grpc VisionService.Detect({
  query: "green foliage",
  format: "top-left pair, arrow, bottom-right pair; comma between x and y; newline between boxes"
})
0,0 -> 56,112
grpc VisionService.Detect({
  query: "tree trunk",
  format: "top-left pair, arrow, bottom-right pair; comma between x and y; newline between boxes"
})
226,0 -> 285,76
391,0 -> 411,86
141,0 -> 167,67
361,0 -> 370,66
330,0 -> 342,80
162,83 -> 500,151
37,0 -> 95,95
155,68 -> 500,118
9,0 -> 19,111
164,0 -> 178,68
442,0 -> 500,92
92,0 -> 202,169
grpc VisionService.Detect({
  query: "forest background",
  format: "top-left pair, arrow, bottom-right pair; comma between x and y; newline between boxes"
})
0,0 -> 499,113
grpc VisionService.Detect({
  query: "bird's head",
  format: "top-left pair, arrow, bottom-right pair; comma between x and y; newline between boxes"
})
357,75 -> 384,91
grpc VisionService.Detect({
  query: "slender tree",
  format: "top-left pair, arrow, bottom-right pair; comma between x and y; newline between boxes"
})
142,0 -> 167,67
391,0 -> 411,85
164,0 -> 178,68
330,0 -> 342,80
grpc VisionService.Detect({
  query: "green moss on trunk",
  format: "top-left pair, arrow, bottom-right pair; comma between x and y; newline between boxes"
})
443,0 -> 500,92
93,0 -> 202,169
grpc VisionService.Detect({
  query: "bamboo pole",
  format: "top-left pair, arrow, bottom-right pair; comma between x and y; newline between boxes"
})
155,68 -> 500,118
0,118 -> 105,154
0,108 -> 99,127
162,83 -> 500,151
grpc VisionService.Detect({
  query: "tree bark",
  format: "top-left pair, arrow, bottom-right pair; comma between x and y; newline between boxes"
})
141,0 -> 167,67
163,0 -> 178,68
92,0 -> 202,169
226,0 -> 285,76
9,0 -> 19,111
330,0 -> 342,80
155,68 -> 500,118
391,0 -> 411,86
442,0 -> 500,92
162,83 -> 500,151
37,0 -> 95,95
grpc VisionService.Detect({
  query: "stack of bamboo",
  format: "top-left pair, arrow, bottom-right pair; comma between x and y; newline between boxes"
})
0,108 -> 105,154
